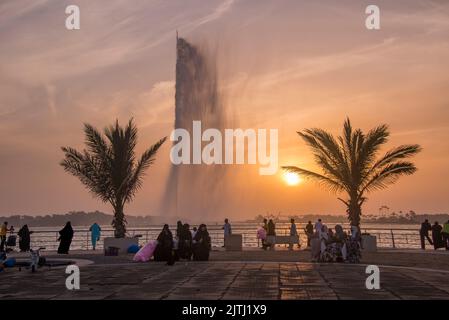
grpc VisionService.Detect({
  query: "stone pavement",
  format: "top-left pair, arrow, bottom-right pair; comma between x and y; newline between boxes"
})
1,261 -> 449,300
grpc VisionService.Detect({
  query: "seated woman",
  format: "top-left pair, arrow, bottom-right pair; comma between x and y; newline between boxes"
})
346,226 -> 362,263
154,224 -> 174,262
332,225 -> 348,261
178,223 -> 193,260
193,224 -> 211,261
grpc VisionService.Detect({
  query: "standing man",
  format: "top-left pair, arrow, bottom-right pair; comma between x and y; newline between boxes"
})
419,219 -> 433,250
289,218 -> 299,250
262,218 -> 268,250
89,222 -> 102,250
305,221 -> 314,247
442,220 -> 449,250
314,219 -> 323,235
0,222 -> 11,252
222,218 -> 232,247
431,221 -> 443,250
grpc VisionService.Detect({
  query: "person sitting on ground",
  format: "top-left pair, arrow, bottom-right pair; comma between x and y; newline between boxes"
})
419,219 -> 433,250
442,220 -> 449,250
154,224 -> 174,262
178,223 -> 193,260
431,221 -> 443,250
193,224 -> 211,261
18,225 -> 33,252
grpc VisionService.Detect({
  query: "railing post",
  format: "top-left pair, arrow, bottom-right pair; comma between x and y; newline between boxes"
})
391,230 -> 396,248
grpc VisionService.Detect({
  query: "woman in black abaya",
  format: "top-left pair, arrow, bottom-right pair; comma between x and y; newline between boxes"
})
193,224 -> 211,261
18,224 -> 32,252
178,223 -> 193,260
154,224 -> 174,262
57,222 -> 74,254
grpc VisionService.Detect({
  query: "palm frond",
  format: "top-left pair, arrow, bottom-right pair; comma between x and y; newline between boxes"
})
298,129 -> 350,189
125,137 -> 167,202
371,144 -> 422,170
357,124 -> 389,174
84,123 -> 110,159
361,161 -> 418,194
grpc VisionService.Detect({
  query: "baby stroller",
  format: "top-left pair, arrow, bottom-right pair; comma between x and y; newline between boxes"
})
30,247 -> 46,272
5,232 -> 17,253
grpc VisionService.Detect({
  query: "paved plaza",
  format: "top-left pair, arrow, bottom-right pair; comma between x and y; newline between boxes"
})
1,249 -> 449,300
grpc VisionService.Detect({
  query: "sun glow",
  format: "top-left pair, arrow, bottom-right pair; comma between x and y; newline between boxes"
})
283,172 -> 301,186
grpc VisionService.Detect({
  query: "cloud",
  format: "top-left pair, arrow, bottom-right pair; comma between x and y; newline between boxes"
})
257,38 -> 398,88
196,0 -> 236,27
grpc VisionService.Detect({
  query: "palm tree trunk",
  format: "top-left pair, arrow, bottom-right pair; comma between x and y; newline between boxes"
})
348,194 -> 362,227
112,203 -> 127,238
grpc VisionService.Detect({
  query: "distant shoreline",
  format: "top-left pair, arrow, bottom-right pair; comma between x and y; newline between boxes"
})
1,210 -> 448,228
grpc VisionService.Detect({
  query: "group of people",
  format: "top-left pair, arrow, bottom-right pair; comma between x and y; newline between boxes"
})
420,219 -> 449,250
1,222 -> 33,253
259,218 -> 277,249
258,218 -> 362,263
310,219 -> 362,263
0,221 -> 102,255
154,221 -> 211,264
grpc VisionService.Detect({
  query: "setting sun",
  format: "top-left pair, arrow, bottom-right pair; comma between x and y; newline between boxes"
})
283,172 -> 301,186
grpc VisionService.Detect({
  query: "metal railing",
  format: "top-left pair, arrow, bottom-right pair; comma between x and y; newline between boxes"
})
15,224 -> 425,252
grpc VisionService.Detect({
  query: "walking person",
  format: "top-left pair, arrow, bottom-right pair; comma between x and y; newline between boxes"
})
222,218 -> 232,247
289,218 -> 299,250
89,222 -> 101,250
442,220 -> 449,250
419,219 -> 433,250
305,221 -> 314,247
57,222 -> 74,254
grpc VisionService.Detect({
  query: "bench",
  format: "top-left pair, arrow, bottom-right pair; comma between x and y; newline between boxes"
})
265,235 -> 300,250
225,234 -> 242,251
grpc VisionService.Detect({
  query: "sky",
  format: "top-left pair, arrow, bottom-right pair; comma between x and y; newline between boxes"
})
0,0 -> 449,219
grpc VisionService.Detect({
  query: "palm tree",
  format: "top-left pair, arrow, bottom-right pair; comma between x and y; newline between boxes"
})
282,118 -> 421,227
60,119 -> 166,238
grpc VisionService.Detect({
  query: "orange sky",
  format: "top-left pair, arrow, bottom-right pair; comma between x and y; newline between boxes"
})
1,0 -> 449,219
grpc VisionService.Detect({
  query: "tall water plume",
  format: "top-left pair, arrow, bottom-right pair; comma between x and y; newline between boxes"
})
161,37 -> 229,221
